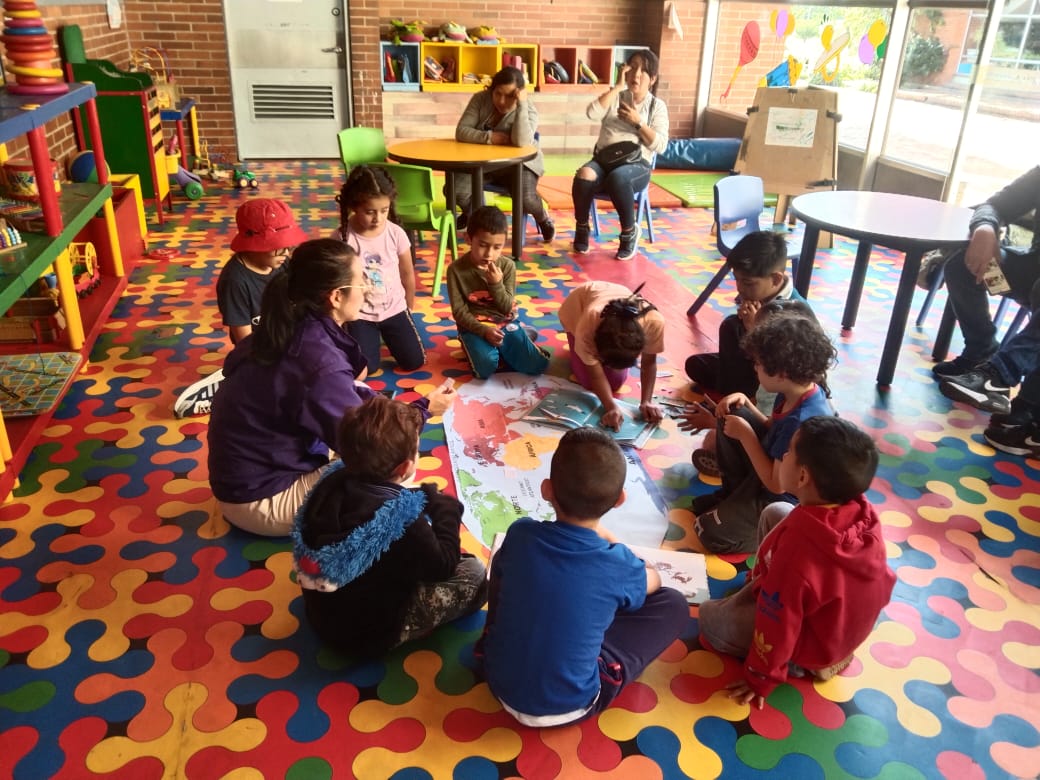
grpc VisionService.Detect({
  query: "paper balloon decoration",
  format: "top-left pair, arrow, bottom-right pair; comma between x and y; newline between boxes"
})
721,20 -> 760,99
858,19 -> 888,64
770,9 -> 794,40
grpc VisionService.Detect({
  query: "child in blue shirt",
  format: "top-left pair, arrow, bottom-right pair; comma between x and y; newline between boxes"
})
477,427 -> 688,726
690,314 -> 837,555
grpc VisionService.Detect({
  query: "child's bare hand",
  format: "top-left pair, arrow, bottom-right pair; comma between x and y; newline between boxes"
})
722,414 -> 753,441
426,379 -> 457,415
716,393 -> 749,417
639,401 -> 663,424
484,326 -> 504,346
478,260 -> 503,285
726,679 -> 765,709
678,405 -> 715,432
600,407 -> 625,432
738,299 -> 761,329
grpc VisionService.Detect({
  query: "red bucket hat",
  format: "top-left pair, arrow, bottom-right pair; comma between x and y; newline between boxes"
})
230,198 -> 309,253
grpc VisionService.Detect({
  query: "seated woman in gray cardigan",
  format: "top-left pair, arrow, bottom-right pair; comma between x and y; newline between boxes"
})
453,66 -> 555,242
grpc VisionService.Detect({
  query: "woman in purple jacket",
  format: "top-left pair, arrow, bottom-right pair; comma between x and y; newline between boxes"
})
207,238 -> 455,536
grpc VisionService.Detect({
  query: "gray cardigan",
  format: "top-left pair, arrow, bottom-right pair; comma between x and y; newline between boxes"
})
455,90 -> 545,177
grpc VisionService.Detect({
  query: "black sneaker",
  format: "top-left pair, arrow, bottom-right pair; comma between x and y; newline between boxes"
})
939,366 -> 1012,414
983,422 -> 1040,457
692,489 -> 727,515
616,223 -> 641,261
988,408 -> 1034,429
456,211 -> 468,232
538,217 -> 556,242
174,368 -> 224,418
685,352 -> 720,391
573,223 -> 590,254
932,355 -> 986,378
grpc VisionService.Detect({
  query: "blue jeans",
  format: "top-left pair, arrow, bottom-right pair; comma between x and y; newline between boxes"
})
572,159 -> 652,232
460,321 -> 549,379
347,310 -> 426,373
944,246 -> 1040,386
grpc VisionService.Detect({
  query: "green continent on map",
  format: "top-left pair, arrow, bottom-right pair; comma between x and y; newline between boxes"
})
457,472 -> 517,545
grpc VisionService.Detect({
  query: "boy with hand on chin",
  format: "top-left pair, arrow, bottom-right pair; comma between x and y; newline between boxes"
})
477,427 -> 688,727
446,205 -> 549,379
699,416 -> 895,708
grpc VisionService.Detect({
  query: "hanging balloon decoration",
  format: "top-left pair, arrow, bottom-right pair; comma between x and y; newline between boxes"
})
858,19 -> 888,65
812,23 -> 850,82
721,21 -> 760,100
770,9 -> 795,41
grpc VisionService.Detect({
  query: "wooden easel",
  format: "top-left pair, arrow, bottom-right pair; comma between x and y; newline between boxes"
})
734,87 -> 840,245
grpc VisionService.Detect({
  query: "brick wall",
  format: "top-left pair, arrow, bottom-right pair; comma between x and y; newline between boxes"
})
5,1 -> 707,166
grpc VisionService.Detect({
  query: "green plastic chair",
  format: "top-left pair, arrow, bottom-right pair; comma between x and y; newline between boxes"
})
370,162 -> 457,298
337,127 -> 387,176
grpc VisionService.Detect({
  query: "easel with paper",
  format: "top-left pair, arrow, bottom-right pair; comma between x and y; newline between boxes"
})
735,87 -> 840,239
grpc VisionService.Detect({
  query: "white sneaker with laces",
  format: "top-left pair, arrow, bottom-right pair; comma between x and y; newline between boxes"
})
174,368 -> 224,418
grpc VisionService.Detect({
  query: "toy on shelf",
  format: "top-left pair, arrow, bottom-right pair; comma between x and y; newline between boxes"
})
128,46 -> 178,109
0,217 -> 25,254
468,25 -> 504,44
439,22 -> 469,43
389,19 -> 426,44
0,0 -> 69,96
68,241 -> 100,297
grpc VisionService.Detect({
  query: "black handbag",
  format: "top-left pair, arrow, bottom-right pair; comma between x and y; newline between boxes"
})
594,141 -> 642,171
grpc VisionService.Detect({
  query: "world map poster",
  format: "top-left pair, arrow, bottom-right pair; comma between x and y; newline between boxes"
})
442,373 -> 669,550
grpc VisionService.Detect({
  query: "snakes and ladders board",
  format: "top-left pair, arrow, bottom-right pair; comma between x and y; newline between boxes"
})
0,351 -> 82,416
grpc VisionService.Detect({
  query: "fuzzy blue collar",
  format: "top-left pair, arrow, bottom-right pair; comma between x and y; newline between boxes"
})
291,462 -> 428,589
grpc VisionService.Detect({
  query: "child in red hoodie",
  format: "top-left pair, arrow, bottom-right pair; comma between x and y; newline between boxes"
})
699,415 -> 896,708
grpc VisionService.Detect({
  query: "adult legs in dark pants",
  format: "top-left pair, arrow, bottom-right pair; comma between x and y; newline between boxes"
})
572,160 -> 651,258
685,314 -> 757,397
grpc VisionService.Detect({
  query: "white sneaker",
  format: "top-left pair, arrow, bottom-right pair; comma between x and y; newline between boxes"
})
174,368 -> 224,418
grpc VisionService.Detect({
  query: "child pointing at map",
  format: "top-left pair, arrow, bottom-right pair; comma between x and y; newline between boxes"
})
558,281 -> 666,431
476,427 -> 688,726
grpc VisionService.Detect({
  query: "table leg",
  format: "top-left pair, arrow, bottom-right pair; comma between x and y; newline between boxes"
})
842,241 -> 874,331
794,224 -> 821,297
877,247 -> 924,386
470,169 -> 485,208
932,300 -> 957,361
511,163 -> 524,259
445,173 -> 457,220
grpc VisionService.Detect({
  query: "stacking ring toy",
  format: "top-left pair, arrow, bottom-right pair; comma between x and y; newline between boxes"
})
8,64 -> 64,78
6,47 -> 57,62
1,32 -> 51,45
5,82 -> 70,95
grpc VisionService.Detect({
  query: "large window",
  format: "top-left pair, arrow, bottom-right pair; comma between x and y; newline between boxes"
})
706,3 -> 892,150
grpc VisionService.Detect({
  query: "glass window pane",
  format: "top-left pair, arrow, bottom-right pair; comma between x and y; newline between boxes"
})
707,4 -> 891,151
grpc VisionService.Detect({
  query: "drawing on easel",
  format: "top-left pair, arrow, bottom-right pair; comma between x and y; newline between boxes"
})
765,107 -> 818,148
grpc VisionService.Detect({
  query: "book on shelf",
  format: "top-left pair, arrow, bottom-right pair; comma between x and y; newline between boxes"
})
520,387 -> 658,448
486,531 -> 709,604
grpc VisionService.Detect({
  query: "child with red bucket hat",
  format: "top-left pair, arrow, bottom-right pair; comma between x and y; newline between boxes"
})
174,199 -> 308,418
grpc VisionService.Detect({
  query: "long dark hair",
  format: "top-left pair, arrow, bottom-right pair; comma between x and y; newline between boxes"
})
251,238 -> 358,364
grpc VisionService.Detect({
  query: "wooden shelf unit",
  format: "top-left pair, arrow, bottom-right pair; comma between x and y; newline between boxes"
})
0,84 -> 127,502
418,42 -> 538,92
540,45 -> 650,92
380,41 -> 421,92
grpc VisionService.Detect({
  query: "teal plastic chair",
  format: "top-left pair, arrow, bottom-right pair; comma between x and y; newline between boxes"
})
370,162 -> 457,298
337,127 -> 387,176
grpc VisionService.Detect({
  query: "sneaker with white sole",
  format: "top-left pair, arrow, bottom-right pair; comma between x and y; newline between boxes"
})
938,365 -> 1012,414
174,368 -> 224,418
573,223 -> 590,254
983,422 -> 1040,457
616,223 -> 641,261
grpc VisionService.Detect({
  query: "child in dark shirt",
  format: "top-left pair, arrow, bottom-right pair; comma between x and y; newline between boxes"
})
292,395 -> 486,657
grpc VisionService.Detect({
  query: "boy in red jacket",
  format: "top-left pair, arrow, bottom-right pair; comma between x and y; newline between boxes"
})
699,415 -> 896,708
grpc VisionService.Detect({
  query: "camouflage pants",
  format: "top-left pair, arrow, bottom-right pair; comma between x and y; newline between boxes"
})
396,556 -> 488,646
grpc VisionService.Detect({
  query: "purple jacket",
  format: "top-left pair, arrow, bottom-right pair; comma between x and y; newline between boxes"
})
208,312 -> 374,504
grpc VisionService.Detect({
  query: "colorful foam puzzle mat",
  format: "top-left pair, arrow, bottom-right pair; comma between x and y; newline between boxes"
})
0,160 -> 1037,780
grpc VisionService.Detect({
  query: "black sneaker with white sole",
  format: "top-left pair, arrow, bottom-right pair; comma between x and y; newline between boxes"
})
984,422 -> 1040,457
932,355 -> 988,378
616,223 -> 641,261
938,366 -> 1012,414
573,223 -> 590,254
174,368 -> 224,418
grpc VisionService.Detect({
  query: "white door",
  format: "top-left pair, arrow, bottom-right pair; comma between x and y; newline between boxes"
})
224,0 -> 351,158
